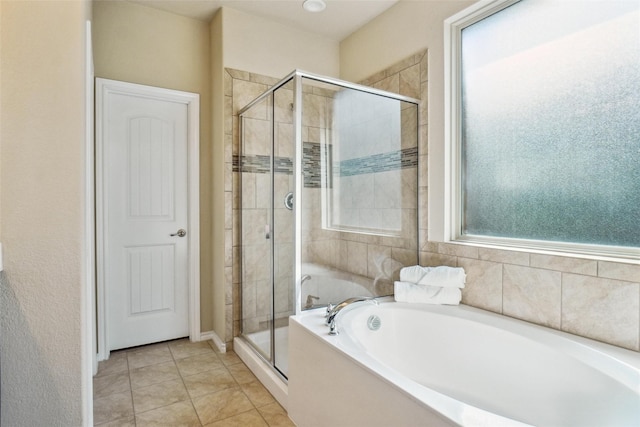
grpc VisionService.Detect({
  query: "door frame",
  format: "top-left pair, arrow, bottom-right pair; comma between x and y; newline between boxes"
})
95,78 -> 200,360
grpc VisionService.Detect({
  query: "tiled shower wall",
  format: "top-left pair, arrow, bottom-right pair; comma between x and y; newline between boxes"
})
225,50 -> 639,352
228,61 -> 423,340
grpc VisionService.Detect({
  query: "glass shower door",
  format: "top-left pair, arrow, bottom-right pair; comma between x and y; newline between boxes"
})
240,79 -> 295,378
272,81 -> 295,376
240,93 -> 274,363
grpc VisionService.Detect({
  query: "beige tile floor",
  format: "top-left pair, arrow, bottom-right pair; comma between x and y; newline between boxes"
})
93,339 -> 295,426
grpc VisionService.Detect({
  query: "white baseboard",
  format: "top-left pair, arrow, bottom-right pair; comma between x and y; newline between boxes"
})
200,330 -> 227,353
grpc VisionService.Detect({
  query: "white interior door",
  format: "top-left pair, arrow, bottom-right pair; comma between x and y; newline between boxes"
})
97,79 -> 199,352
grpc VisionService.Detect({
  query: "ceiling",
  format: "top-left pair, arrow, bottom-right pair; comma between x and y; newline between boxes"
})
127,0 -> 399,41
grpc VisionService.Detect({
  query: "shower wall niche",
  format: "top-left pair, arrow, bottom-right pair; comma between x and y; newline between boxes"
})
238,70 -> 419,378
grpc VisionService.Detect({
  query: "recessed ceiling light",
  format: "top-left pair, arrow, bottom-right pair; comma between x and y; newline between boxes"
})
303,0 -> 326,13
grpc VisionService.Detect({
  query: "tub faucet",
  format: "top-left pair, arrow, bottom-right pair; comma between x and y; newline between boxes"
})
300,274 -> 311,286
326,296 -> 378,335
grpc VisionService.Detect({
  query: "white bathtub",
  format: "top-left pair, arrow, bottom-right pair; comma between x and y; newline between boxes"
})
288,300 -> 640,427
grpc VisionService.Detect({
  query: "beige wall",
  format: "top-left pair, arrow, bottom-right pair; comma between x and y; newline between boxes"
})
340,0 -> 472,82
0,0 -> 91,424
222,7 -> 340,79
92,0 -> 214,332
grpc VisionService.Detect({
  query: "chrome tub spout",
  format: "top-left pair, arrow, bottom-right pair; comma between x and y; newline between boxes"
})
326,296 -> 378,335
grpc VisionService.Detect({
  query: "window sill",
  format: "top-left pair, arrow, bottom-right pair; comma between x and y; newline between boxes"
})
445,235 -> 640,266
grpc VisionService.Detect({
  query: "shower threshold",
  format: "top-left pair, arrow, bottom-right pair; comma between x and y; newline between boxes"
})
234,326 -> 289,409
244,326 -> 290,374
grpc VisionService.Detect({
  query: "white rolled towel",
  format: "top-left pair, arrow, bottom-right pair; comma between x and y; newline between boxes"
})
394,281 -> 462,305
399,265 -> 466,289
399,265 -> 430,283
417,266 -> 466,289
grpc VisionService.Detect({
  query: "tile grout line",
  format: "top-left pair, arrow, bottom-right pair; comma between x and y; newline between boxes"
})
177,342 -> 226,426
173,344 -> 206,427
125,351 -> 136,426
207,340 -> 278,427
176,340 -> 251,426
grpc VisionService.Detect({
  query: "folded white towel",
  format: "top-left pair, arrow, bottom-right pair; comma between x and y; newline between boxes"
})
417,266 -> 466,289
399,265 -> 430,283
394,281 -> 462,305
399,265 -> 466,289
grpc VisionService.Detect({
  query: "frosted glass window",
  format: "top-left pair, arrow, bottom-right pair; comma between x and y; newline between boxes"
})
460,0 -> 640,248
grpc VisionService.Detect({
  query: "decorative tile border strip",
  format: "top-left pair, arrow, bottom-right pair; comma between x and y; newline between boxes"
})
233,154 -> 273,174
233,144 -> 417,188
274,156 -> 293,174
303,142 -> 328,188
336,147 -> 418,177
233,154 -> 293,175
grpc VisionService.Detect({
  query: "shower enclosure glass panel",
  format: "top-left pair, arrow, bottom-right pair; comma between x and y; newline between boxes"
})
240,71 -> 419,380
299,77 -> 419,311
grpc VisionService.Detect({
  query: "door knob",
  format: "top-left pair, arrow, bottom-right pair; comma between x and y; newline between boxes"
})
170,229 -> 187,237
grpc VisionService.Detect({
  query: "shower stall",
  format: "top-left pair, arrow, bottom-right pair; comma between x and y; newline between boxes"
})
238,70 -> 419,380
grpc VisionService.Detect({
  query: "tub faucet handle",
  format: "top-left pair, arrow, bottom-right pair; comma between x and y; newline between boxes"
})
328,321 -> 338,336
325,303 -> 334,318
